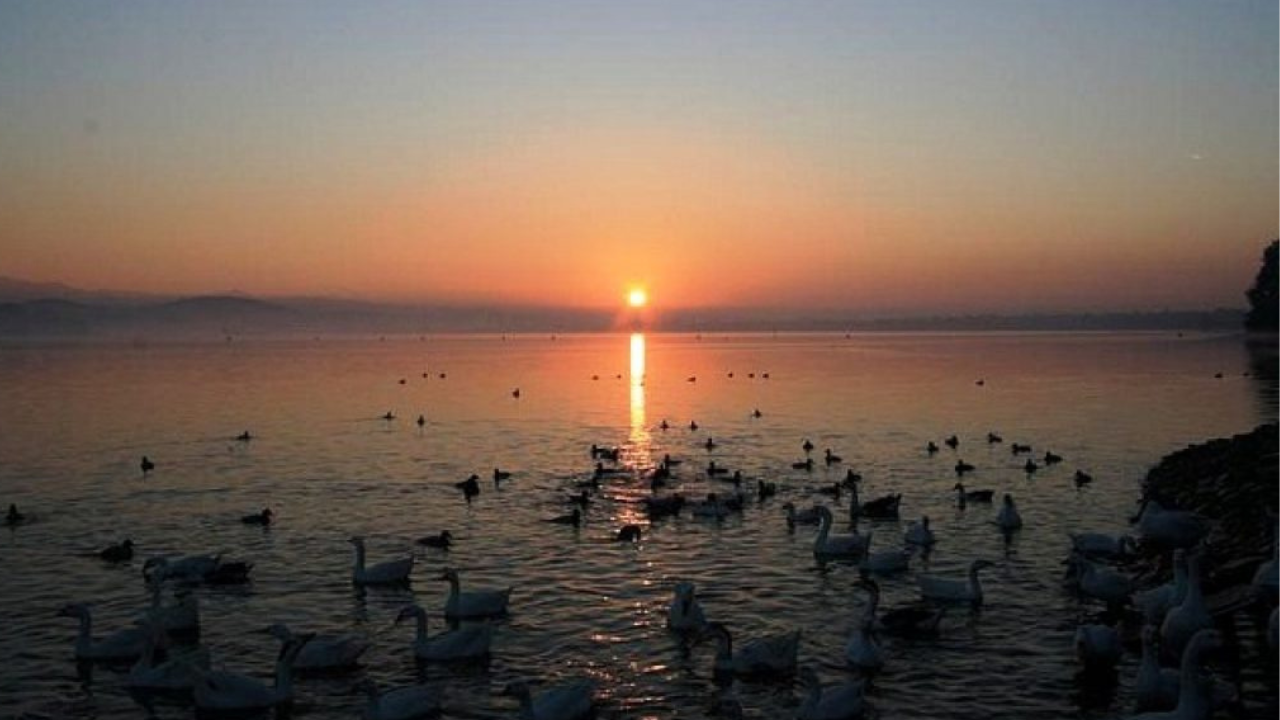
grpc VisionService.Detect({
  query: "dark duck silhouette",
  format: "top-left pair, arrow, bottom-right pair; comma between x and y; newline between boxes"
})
236,431 -> 253,442
241,508 -> 273,526
416,530 -> 453,549
98,539 -> 134,562
493,468 -> 512,485
1073,470 -> 1094,486
791,458 -> 814,471
455,474 -> 481,501
926,441 -> 939,454
1023,459 -> 1039,474
953,483 -> 994,509
757,480 -> 777,501
616,525 -> 642,542
140,456 -> 155,474
954,460 -> 976,476
1011,443 -> 1032,455
944,435 -> 959,449
824,449 -> 842,465
547,508 -> 582,527
802,438 -> 815,453
5,503 -> 25,526
1043,451 -> 1063,465
986,432 -> 1002,444
416,414 -> 426,428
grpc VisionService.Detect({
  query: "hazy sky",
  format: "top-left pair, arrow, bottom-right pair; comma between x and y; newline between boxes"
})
1,1 -> 1275,314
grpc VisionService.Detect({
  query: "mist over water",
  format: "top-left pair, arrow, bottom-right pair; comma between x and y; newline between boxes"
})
0,332 -> 1265,719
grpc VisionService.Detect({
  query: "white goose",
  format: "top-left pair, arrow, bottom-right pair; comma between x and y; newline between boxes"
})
667,581 -> 708,633
845,585 -> 883,673
1069,532 -> 1136,560
1064,555 -> 1133,607
57,603 -> 148,661
358,678 -> 442,720
904,516 -> 936,547
1135,625 -> 1180,712
126,619 -> 209,692
396,604 -> 492,661
1133,500 -> 1208,549
1160,551 -> 1212,663
266,622 -> 368,670
350,537 -> 414,585
1136,550 -> 1189,625
144,580 -> 199,635
796,666 -> 866,720
1122,629 -> 1223,720
193,635 -> 312,713
700,622 -> 800,679
1074,623 -> 1121,671
857,532 -> 911,575
994,494 -> 1022,532
504,678 -> 596,720
813,506 -> 869,561
439,567 -> 512,619
917,559 -> 995,606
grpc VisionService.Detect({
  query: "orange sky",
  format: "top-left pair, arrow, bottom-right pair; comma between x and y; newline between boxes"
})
1,2 -> 1276,314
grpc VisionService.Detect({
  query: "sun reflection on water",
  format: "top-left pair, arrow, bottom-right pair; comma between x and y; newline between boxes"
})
629,332 -> 650,465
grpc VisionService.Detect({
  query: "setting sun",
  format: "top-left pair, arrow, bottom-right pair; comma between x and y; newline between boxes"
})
627,288 -> 648,308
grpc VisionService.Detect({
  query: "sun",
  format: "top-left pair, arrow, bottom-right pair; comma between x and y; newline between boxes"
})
627,288 -> 648,308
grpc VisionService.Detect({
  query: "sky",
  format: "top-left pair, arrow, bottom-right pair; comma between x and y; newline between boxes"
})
0,1 -> 1276,315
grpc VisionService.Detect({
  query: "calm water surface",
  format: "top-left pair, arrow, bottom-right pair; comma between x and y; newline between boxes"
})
0,332 -> 1269,720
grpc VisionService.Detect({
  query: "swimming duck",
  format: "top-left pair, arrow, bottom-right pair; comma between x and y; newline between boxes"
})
494,468 -> 513,484
953,483 -> 994,508
954,460 -> 975,476
1023,459 -> 1039,474
986,432 -> 1003,444
645,494 -> 685,519
847,480 -> 902,520
1043,451 -> 1063,465
57,603 -> 148,661
802,439 -> 815,453
616,524 -> 642,542
926,441 -> 939,454
706,461 -> 730,476
416,414 -> 426,428
668,582 -> 708,633
904,516 -> 936,547
792,458 -> 815,471
5,503 -> 25,526
193,635 -> 312,713
455,474 -> 481,501
705,437 -> 717,451
504,678 -> 596,720
1074,470 -> 1094,486
944,435 -> 959,449
235,431 -> 253,442
547,508 -> 582,527
98,539 -> 135,562
796,666 -> 866,720
438,567 -> 512,619
415,530 -> 453,549
1010,443 -> 1032,455
350,537 -> 414,585
266,623 -> 367,671
757,480 -> 778,501
357,678 -> 442,720
995,494 -> 1023,531
813,506 -> 869,561
698,622 -> 800,679
396,604 -> 491,661
381,411 -> 395,421
1160,551 -> 1212,663
140,456 -> 155,474
783,502 -> 823,527
856,577 -> 945,637
917,559 -> 995,606
241,508 -> 273,526
824,449 -> 843,465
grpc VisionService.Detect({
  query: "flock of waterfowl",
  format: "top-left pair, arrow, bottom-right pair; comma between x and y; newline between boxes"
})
6,378 -> 1277,720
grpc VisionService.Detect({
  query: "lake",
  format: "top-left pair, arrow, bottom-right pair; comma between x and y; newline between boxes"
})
0,331 -> 1270,719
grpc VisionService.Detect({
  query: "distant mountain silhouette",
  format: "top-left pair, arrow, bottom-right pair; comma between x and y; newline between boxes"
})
0,275 -> 1250,339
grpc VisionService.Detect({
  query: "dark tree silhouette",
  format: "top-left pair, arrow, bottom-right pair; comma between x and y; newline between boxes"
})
1245,240 -> 1278,333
